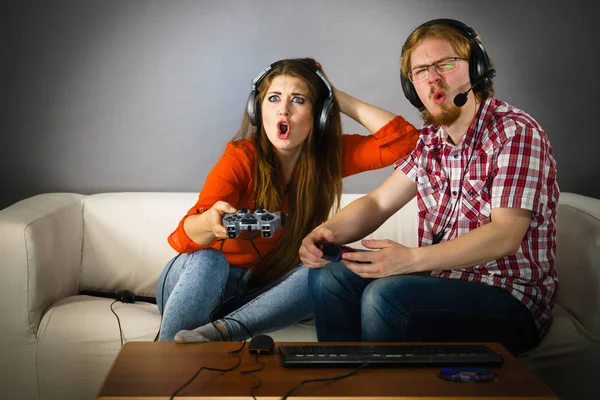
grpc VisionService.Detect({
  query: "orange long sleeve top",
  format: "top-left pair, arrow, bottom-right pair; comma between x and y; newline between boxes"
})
168,115 -> 418,267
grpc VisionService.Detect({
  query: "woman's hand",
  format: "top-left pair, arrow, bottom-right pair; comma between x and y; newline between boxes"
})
205,201 -> 237,239
184,201 -> 237,244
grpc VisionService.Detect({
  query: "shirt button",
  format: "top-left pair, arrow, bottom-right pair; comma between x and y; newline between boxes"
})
452,191 -> 457,196
453,154 -> 459,158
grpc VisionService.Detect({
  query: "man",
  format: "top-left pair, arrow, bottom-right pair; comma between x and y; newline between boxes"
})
299,19 -> 559,354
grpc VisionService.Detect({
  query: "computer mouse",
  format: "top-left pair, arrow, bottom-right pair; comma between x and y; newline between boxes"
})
248,335 -> 275,354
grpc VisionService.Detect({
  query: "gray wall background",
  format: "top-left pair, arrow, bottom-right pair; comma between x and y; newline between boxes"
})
1,0 -> 598,210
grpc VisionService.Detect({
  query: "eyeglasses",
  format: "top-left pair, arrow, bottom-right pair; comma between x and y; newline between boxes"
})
407,57 -> 465,82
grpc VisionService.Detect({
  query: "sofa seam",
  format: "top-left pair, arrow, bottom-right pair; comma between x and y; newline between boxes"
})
78,196 -> 85,293
23,223 -> 41,400
24,197 -> 83,338
560,204 -> 600,341
562,204 -> 600,222
35,335 -> 40,400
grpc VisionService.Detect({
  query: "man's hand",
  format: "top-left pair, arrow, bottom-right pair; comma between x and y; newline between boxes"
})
299,226 -> 336,268
342,239 -> 421,278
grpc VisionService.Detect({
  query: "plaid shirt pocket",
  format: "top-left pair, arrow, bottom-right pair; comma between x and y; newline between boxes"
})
461,179 -> 492,224
416,174 -> 447,217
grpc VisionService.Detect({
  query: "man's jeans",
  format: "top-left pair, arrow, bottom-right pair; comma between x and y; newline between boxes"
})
156,249 -> 312,341
308,262 -> 539,354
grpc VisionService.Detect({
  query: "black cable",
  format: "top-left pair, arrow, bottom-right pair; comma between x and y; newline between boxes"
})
219,317 -> 254,340
110,300 -> 126,346
79,290 -> 157,304
208,265 -> 301,339
157,216 -> 266,342
281,362 -> 369,400
154,252 -> 183,341
210,321 -> 227,341
105,216 -> 265,345
432,116 -> 486,244
240,353 -> 265,400
246,226 -> 262,259
207,252 -> 266,325
154,240 -> 228,341
168,340 -> 247,400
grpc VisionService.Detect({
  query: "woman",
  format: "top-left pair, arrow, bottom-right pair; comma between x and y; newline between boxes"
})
157,58 -> 418,341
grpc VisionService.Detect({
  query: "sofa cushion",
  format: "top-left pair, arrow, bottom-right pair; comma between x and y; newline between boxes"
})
270,320 -> 318,342
524,304 -> 593,359
521,306 -> 600,400
80,193 -> 196,297
37,295 -> 159,400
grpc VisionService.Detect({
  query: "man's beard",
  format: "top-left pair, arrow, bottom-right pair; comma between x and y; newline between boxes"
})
421,85 -> 462,126
422,104 -> 461,126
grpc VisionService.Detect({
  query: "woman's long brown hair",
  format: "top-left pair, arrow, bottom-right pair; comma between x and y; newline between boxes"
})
231,58 -> 343,286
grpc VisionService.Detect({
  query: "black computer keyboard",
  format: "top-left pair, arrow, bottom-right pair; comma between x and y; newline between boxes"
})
279,344 -> 503,368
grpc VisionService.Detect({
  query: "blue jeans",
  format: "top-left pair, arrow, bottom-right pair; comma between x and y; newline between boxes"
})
308,262 -> 539,354
156,249 -> 312,341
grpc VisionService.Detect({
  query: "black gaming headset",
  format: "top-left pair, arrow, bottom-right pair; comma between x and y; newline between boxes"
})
247,59 -> 335,143
401,18 -> 494,110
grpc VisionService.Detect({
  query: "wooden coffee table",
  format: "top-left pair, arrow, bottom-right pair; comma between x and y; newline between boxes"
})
97,341 -> 557,399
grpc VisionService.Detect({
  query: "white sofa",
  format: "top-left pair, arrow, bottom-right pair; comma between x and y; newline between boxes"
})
0,192 -> 598,400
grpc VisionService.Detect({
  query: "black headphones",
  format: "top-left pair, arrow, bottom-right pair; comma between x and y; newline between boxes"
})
401,18 -> 493,109
247,59 -> 335,143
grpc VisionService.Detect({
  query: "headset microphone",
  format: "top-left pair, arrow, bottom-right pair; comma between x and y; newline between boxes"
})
453,69 -> 496,107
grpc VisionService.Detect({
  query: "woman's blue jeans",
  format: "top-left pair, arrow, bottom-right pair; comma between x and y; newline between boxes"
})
156,249 -> 312,341
308,262 -> 539,354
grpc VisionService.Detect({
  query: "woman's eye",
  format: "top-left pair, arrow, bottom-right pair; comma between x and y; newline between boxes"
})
268,95 -> 279,102
292,97 -> 305,104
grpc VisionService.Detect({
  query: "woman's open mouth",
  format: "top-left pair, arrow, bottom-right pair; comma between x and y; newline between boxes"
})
277,120 -> 289,139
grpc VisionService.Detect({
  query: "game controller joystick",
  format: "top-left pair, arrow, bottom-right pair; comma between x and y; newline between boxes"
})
254,206 -> 267,216
223,208 -> 285,239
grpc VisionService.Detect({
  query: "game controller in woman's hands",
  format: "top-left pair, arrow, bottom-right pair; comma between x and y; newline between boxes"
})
222,207 -> 285,239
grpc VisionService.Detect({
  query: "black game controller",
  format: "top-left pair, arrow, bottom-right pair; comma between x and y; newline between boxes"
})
223,207 -> 285,239
316,241 -> 371,264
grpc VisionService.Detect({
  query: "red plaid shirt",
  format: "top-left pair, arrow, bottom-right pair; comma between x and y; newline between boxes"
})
395,97 -> 559,337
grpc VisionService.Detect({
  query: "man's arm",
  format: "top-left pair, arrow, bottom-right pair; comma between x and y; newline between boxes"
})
345,208 -> 532,277
413,208 -> 532,271
299,168 -> 417,267
343,207 -> 532,278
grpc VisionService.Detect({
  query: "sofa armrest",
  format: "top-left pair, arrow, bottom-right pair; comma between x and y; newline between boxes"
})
554,192 -> 600,342
0,193 -> 84,340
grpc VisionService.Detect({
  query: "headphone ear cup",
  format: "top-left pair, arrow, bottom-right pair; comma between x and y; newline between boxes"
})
401,74 -> 424,109
247,89 -> 259,126
316,98 -> 333,143
468,39 -> 491,92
